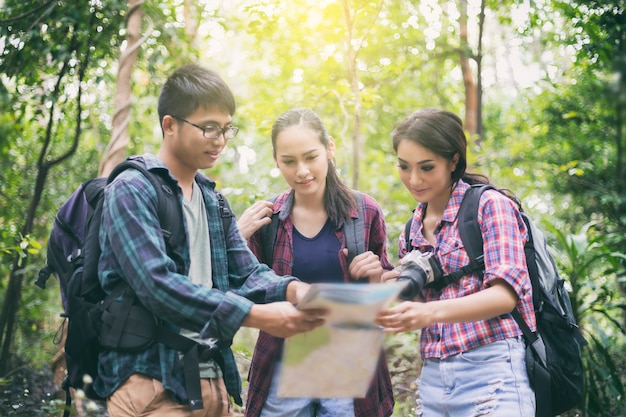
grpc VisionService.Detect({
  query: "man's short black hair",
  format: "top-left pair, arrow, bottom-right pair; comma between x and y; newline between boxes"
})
157,64 -> 236,125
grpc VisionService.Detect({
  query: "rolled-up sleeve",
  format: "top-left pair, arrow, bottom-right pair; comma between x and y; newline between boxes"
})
479,190 -> 530,298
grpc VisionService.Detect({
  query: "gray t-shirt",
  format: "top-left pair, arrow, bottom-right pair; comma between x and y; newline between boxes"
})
179,180 -> 222,378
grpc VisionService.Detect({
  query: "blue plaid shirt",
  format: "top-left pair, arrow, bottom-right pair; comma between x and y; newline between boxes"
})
94,154 -> 295,406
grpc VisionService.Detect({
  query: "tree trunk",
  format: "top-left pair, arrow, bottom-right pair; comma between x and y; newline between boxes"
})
341,0 -> 362,190
99,0 -> 144,177
475,0 -> 486,140
459,0 -> 478,136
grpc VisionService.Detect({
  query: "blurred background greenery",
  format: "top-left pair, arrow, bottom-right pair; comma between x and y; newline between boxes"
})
1,0 -> 624,415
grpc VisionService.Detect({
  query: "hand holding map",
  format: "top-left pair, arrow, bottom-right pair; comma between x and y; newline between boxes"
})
278,281 -> 407,398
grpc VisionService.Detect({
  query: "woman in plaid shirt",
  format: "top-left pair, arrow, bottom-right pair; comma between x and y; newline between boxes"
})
377,109 -> 536,416
238,108 -> 395,417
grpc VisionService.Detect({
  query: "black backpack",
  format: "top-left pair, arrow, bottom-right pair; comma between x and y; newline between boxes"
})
404,184 -> 587,417
36,156 -> 233,415
259,191 -> 365,266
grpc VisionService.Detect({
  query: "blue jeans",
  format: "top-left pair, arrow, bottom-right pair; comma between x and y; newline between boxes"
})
416,337 -> 535,417
259,363 -> 355,417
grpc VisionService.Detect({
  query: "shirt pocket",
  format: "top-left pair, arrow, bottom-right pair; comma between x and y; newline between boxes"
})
437,236 -> 467,272
437,237 -> 482,295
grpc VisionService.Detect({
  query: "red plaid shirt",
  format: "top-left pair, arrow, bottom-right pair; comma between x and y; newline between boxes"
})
399,181 -> 536,360
244,189 -> 395,417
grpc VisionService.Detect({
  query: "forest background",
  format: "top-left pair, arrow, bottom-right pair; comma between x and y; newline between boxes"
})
0,0 -> 625,416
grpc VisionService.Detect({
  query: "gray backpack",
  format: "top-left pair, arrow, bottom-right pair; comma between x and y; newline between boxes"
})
259,191 -> 365,266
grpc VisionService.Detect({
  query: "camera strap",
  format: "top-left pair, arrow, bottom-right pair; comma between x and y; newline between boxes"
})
426,255 -> 485,291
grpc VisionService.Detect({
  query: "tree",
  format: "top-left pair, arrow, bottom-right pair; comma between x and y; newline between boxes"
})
458,0 -> 479,135
0,0 -> 127,374
99,0 -> 145,177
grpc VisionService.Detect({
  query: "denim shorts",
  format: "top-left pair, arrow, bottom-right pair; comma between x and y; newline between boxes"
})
259,362 -> 355,417
416,337 -> 535,417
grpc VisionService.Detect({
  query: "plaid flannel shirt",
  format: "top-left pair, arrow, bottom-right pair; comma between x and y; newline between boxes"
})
94,154 -> 295,406
399,180 -> 536,360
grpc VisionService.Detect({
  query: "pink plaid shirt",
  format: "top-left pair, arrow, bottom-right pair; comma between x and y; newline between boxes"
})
399,180 -> 536,360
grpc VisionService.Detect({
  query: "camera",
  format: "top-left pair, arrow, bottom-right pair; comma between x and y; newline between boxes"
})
396,250 -> 444,300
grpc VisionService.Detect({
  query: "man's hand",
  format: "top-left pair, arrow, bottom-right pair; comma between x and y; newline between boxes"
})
285,280 -> 311,304
244,301 -> 326,338
237,200 -> 274,240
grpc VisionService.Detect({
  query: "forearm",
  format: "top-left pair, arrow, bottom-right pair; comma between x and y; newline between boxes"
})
426,280 -> 518,324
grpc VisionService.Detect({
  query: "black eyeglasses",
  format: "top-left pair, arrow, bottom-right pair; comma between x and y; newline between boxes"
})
172,115 -> 239,140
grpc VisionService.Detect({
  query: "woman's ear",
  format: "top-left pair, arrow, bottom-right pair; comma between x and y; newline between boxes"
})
327,136 -> 336,160
451,153 -> 460,171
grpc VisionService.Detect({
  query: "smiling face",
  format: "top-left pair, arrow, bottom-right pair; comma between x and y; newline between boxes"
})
396,139 -> 458,208
162,106 -> 233,173
274,125 -> 334,199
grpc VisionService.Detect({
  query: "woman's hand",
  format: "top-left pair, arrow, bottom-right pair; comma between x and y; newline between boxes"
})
344,249 -> 384,283
376,281 -> 519,333
375,300 -> 432,332
380,268 -> 400,283
237,200 -> 274,240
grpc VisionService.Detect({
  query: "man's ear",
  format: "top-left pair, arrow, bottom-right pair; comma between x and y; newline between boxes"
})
162,115 -> 176,138
327,136 -> 336,160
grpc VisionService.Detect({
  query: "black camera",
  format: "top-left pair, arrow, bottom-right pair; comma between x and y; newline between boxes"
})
396,250 -> 444,300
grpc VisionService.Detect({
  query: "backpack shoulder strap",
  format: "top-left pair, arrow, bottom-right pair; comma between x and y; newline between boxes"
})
404,216 -> 413,252
345,190 -> 365,266
457,184 -> 492,262
216,191 -> 234,235
425,184 -> 491,291
108,157 -> 185,271
259,195 -> 279,265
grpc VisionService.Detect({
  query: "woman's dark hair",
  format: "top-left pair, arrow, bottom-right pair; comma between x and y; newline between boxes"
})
271,108 -> 357,226
392,108 -> 520,208
157,64 -> 236,126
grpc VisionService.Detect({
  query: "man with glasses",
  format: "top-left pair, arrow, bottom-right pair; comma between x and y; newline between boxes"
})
95,64 -> 324,417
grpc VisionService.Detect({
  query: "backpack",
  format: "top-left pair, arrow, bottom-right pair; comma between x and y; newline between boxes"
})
259,191 -> 365,267
403,184 -> 587,417
36,156 -> 233,416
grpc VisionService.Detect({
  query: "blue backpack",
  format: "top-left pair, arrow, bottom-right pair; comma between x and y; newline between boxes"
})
404,184 -> 587,417
37,156 -> 232,415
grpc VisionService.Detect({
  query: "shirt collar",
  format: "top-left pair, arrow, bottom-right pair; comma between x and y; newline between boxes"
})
139,153 -> 216,189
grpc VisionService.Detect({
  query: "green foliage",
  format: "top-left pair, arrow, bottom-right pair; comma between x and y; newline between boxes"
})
547,221 -> 626,416
1,1 -> 625,415
0,235 -> 40,259
0,0 -> 129,376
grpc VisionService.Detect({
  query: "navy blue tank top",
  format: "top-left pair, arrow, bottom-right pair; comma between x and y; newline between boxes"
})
292,219 -> 343,284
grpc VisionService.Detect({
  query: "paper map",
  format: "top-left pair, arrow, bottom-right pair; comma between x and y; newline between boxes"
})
277,281 -> 407,398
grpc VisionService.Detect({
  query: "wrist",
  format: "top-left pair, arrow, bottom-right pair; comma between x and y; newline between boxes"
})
242,304 -> 266,330
286,280 -> 309,304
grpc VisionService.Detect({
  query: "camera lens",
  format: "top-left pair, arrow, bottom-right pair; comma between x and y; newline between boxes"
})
396,264 -> 428,300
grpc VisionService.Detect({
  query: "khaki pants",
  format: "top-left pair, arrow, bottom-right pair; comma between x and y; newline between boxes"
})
107,374 -> 233,417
